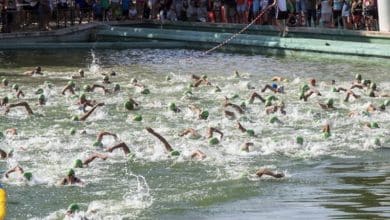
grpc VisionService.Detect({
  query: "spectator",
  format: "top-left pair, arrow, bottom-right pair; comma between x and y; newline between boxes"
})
252,0 -> 260,22
351,0 -> 363,29
92,0 -> 104,21
197,0 -> 208,21
122,0 -> 131,19
225,0 -> 236,23
320,0 -> 332,27
129,3 -> 138,19
305,0 -> 317,27
236,0 -> 247,23
363,0 -> 377,31
296,0 -> 306,26
333,0 -> 344,28
342,0 -> 352,29
136,0 -> 145,19
167,4 -> 178,20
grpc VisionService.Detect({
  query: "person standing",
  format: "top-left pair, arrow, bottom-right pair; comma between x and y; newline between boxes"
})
271,0 -> 289,37
332,0 -> 344,28
320,0 -> 332,27
305,0 -> 318,27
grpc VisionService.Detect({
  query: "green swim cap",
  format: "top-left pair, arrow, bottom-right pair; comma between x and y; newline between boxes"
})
165,75 -> 171,81
133,114 -> 142,121
269,116 -> 279,124
2,96 -> 9,104
301,84 -> 310,93
209,137 -> 219,145
1,78 -> 8,85
265,100 -> 272,107
240,101 -> 246,109
327,98 -> 334,107
184,90 -> 193,96
103,75 -> 109,81
67,169 -> 75,177
187,83 -> 194,89
371,122 -> 379,128
68,203 -> 80,213
331,87 -> 337,92
170,150 -> 180,156
12,84 -> 18,90
93,140 -> 103,147
124,101 -> 134,110
79,93 -> 86,100
200,110 -> 209,120
69,128 -> 76,135
83,85 -> 91,92
67,80 -> 75,87
38,94 -> 45,102
141,88 -> 150,94
374,138 -> 381,146
231,94 -> 239,99
246,129 -> 255,137
370,83 -> 377,90
384,100 -> 390,106
266,95 -> 277,102
0,132 -> 4,139
74,159 -> 83,168
368,89 -> 375,97
323,131 -> 331,139
35,88 -> 44,94
296,136 -> 304,145
23,172 -> 32,181
201,75 -> 208,79
71,116 -> 79,121
114,84 -> 120,91
363,79 -> 371,86
379,103 -> 386,110
299,91 -> 305,100
169,102 -> 177,112
355,74 -> 362,81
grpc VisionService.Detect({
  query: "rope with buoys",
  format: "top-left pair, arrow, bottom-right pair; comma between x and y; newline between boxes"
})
204,4 -> 275,55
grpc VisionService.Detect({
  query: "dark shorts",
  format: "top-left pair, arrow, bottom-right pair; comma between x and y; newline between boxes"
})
276,10 -> 288,20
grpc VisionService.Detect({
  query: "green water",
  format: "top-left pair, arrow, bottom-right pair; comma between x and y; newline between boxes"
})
0,49 -> 389,219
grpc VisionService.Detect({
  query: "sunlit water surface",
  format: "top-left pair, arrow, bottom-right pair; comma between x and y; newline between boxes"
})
0,49 -> 389,219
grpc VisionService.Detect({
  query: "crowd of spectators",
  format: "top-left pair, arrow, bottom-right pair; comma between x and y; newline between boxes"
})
0,0 -> 379,33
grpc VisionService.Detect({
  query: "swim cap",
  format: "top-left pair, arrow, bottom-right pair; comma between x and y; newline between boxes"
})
269,116 -> 279,124
114,84 -> 120,91
214,87 -> 221,92
67,169 -> 75,177
296,136 -> 304,145
231,94 -> 239,99
1,78 -> 8,85
272,83 -> 278,89
371,122 -> 379,128
368,89 -> 375,97
170,150 -> 180,156
323,131 -> 331,139
331,87 -> 337,92
68,203 -> 80,213
209,137 -> 219,145
35,88 -> 44,94
110,71 -> 116,76
141,88 -> 150,94
93,140 -> 103,147
240,102 -> 246,109
201,75 -> 207,79
71,116 -> 79,121
165,75 -> 171,81
379,103 -> 386,110
79,93 -> 86,100
327,98 -> 334,107
2,96 -> 9,104
0,132 -> 4,139
355,74 -> 362,81
38,94 -> 45,102
301,84 -> 310,93
124,101 -> 134,111
133,114 -> 143,121
299,91 -> 305,100
374,138 -> 381,146
67,80 -> 75,87
12,84 -> 18,90
265,100 -> 272,107
23,172 -> 32,181
246,129 -> 255,137
169,103 -> 177,112
130,78 -> 137,83
384,100 -> 390,106
79,69 -> 84,74
103,75 -> 109,81
363,79 -> 371,86
83,85 -> 91,92
69,128 -> 76,135
370,83 -> 377,90
74,159 -> 83,168
266,95 -> 277,102
200,110 -> 209,120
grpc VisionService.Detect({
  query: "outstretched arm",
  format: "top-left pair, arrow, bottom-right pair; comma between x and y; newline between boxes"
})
261,84 -> 277,93
224,103 -> 245,114
145,127 -> 174,152
96,131 -> 118,142
91,84 -> 109,94
106,142 -> 130,155
16,90 -> 25,98
5,102 -> 34,115
5,165 -> 24,178
179,128 -> 199,137
236,121 -> 247,132
83,153 -> 108,166
79,103 -> 104,121
191,150 -> 206,160
62,85 -> 75,95
207,127 -> 224,139
256,168 -> 284,178
249,92 -> 265,103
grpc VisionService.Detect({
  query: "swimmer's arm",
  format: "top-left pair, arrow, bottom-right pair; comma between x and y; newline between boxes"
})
207,127 -> 223,139
236,122 -> 247,132
261,84 -> 277,93
6,102 -> 34,115
16,90 -> 25,98
4,165 -> 24,178
91,84 -> 108,93
256,168 -> 284,178
226,103 -> 244,114
179,128 -> 197,137
249,92 -> 265,103
106,142 -> 130,155
224,110 -> 236,119
193,79 -> 203,87
191,74 -> 201,80
129,98 -> 139,106
79,103 -> 104,121
83,153 -> 108,166
336,87 -> 347,92
62,85 -> 75,95
96,131 -> 118,142
240,142 -> 254,152
350,84 -> 364,90
145,127 -> 174,152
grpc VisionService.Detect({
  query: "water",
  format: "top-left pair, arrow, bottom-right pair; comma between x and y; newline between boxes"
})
0,49 -> 389,219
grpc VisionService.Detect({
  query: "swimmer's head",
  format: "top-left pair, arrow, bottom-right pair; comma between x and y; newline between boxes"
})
269,116 -> 278,124
12,84 -> 19,91
141,88 -> 150,95
165,75 -> 171,81
370,82 -> 377,90
371,122 -> 379,128
200,110 -> 209,120
103,75 -> 109,82
355,74 -> 362,81
2,96 -> 9,104
169,102 -> 177,111
265,100 -> 272,107
67,80 -> 75,87
67,169 -> 75,177
246,129 -> 255,137
23,172 -> 33,181
272,83 -> 278,89
74,159 -> 83,168
72,116 -> 79,121
133,114 -> 142,121
124,101 -> 134,111
327,98 -> 334,107
201,75 -> 207,80
301,84 -> 310,93
114,84 -> 120,92
170,150 -> 180,156
79,93 -> 86,101
83,85 -> 91,92
296,136 -> 304,145
38,94 -> 45,104
93,140 -> 103,147
35,88 -> 44,94
209,137 -> 219,145
363,79 -> 371,86
110,71 -> 116,76
1,78 -> 8,86
309,78 -> 316,86
78,69 -> 84,77
67,203 -> 80,214
69,128 -> 76,135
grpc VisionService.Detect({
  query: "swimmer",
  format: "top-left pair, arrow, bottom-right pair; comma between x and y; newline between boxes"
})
102,75 -> 111,84
4,101 -> 34,115
300,89 -> 322,101
66,203 -> 80,217
233,70 -> 240,78
236,121 -> 255,136
223,97 -> 245,114
38,94 -> 46,105
124,97 -> 140,110
62,82 -> 75,95
106,142 -> 131,155
344,90 -> 360,102
255,168 -> 285,178
4,165 -> 34,183
0,148 -> 13,159
78,102 -> 104,121
96,131 -> 118,142
206,127 -> 223,140
59,169 -> 84,186
192,75 -> 211,87
322,123 -> 331,138
24,66 -> 42,76
77,94 -> 96,111
188,105 -> 209,119
248,92 -> 265,104
261,83 -> 284,93
362,122 -> 379,129
5,128 -> 17,136
318,99 -> 335,110
191,150 -> 207,160
130,78 -> 145,88
240,142 -> 254,152
271,76 -> 287,82
74,153 -> 108,168
265,102 -> 286,115
0,97 -> 8,106
309,78 -> 316,87
71,69 -> 85,79
179,128 -> 202,139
